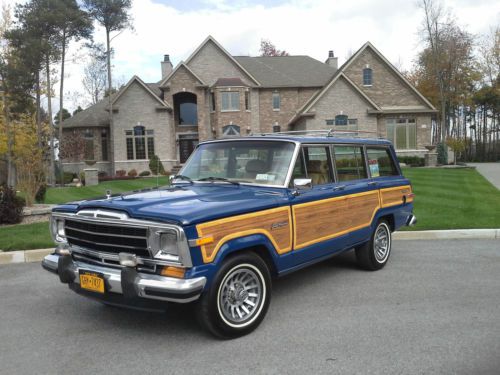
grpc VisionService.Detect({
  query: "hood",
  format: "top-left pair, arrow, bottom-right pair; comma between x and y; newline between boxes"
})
71,184 -> 286,226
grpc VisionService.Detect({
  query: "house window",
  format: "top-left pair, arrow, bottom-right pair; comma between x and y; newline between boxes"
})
210,92 -> 215,112
386,118 -> 416,150
125,126 -> 155,160
326,119 -> 335,126
221,91 -> 240,111
101,129 -> 108,161
245,91 -> 250,111
335,115 -> 348,125
363,68 -> 373,86
84,129 -> 94,160
273,124 -> 281,133
222,124 -> 241,137
272,92 -> 280,110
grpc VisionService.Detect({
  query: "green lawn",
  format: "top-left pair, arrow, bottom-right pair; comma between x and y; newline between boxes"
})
44,177 -> 169,204
2,169 -> 499,251
0,222 -> 52,251
402,167 -> 500,230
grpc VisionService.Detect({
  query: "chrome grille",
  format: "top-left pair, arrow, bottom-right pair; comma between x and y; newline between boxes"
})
64,219 -> 150,258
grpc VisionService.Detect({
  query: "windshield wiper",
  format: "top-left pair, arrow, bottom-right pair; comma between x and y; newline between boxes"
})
197,177 -> 240,186
171,174 -> 193,184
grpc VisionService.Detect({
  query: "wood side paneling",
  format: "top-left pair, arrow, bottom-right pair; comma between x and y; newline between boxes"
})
196,207 -> 292,263
380,185 -> 413,207
293,190 -> 380,250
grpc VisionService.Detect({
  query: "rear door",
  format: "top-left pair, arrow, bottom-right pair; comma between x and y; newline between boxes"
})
332,144 -> 379,246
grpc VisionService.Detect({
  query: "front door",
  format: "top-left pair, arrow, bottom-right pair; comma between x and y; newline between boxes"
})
179,135 -> 199,163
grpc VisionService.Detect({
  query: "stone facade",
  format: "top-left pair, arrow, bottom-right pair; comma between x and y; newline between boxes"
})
61,37 -> 436,177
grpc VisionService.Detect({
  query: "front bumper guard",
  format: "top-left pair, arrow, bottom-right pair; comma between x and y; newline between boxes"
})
42,253 -> 206,303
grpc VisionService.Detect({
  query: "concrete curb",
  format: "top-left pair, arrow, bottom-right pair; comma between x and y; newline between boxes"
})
0,229 -> 499,265
394,229 -> 499,240
0,249 -> 53,265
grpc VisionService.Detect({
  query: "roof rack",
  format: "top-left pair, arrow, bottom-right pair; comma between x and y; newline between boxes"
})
251,129 -> 380,138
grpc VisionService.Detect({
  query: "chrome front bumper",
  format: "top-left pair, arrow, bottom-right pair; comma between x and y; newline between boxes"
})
42,253 -> 206,304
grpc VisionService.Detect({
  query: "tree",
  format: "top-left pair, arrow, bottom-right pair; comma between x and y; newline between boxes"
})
54,108 -> 71,124
73,106 -> 83,115
259,39 -> 289,57
82,45 -> 107,104
83,0 -> 133,174
54,0 -> 93,185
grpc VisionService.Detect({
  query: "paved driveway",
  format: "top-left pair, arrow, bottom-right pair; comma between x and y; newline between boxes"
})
468,163 -> 500,189
1,239 -> 499,375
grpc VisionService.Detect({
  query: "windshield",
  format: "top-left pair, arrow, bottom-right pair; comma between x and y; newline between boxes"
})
180,140 -> 296,186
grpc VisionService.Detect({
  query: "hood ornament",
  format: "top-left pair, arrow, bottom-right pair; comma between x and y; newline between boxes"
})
106,189 -> 112,200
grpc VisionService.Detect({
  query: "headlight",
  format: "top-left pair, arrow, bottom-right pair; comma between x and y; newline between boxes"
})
50,217 -> 67,243
150,229 -> 180,261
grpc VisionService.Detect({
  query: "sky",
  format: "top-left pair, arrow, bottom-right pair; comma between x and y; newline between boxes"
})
1,0 -> 499,113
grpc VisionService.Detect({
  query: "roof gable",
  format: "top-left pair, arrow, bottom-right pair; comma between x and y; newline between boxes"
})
184,36 -> 260,86
159,62 -> 206,87
342,42 -> 436,110
112,76 -> 169,108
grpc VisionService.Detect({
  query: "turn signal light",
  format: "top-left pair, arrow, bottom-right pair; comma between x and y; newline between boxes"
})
161,266 -> 185,278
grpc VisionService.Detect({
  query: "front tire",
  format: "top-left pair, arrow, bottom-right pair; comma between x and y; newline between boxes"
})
197,252 -> 271,339
355,220 -> 392,271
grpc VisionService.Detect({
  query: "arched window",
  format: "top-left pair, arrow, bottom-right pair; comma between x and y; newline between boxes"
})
173,92 -> 198,125
335,114 -> 348,126
222,125 -> 241,137
363,68 -> 372,86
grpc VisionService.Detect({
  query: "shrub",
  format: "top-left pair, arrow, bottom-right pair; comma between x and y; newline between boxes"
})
149,155 -> 165,175
397,156 -> 425,167
116,170 -> 127,177
56,172 -> 75,185
128,169 -> 138,177
437,142 -> 448,165
35,184 -> 47,203
79,171 -> 85,185
0,185 -> 26,224
98,171 -> 107,179
139,170 -> 151,177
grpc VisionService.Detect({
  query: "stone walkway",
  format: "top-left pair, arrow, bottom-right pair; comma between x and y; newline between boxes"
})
467,163 -> 500,189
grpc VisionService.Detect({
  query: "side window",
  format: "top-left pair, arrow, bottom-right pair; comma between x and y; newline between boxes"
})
333,145 -> 368,181
366,147 -> 399,177
291,149 -> 307,182
303,146 -> 333,185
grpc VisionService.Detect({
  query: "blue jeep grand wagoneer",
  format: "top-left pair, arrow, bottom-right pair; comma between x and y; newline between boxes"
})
42,132 -> 416,338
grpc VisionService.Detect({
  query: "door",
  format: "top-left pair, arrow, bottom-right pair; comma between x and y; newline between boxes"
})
179,135 -> 199,163
290,145 -> 350,265
332,144 -> 379,246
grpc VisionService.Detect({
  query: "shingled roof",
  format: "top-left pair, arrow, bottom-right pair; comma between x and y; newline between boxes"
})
61,82 -> 163,129
234,55 -> 337,88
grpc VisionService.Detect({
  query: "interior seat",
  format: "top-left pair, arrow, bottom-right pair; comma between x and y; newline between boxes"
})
307,160 -> 329,185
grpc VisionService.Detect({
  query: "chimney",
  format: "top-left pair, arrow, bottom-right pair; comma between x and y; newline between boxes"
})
325,50 -> 338,71
161,54 -> 173,79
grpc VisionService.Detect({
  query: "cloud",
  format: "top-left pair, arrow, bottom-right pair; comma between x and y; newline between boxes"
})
2,0 -> 499,113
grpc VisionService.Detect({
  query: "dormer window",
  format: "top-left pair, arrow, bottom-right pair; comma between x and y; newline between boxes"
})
363,67 -> 373,86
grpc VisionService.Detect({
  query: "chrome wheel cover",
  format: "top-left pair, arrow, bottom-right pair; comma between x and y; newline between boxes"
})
374,223 -> 391,263
217,264 -> 264,327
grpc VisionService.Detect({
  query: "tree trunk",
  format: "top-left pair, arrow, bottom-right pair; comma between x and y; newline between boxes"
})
36,70 -> 42,149
46,56 -> 55,187
58,30 -> 66,186
2,89 -> 14,187
106,28 -> 114,175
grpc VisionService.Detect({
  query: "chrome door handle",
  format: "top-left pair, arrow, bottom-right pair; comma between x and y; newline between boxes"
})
368,181 -> 378,186
333,185 -> 346,191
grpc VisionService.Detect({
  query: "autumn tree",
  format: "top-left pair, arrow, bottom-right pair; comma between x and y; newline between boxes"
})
259,39 -> 289,57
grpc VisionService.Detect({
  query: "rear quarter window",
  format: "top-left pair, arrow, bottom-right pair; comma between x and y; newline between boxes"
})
366,147 -> 399,177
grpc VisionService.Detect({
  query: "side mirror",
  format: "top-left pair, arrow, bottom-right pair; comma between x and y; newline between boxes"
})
293,178 -> 312,191
169,175 -> 175,183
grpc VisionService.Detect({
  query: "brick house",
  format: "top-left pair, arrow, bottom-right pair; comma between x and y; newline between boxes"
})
60,36 -> 436,175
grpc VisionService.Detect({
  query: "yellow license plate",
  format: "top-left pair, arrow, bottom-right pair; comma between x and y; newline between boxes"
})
79,271 -> 105,294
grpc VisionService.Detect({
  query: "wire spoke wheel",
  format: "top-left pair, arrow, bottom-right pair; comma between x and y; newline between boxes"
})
374,225 -> 390,263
